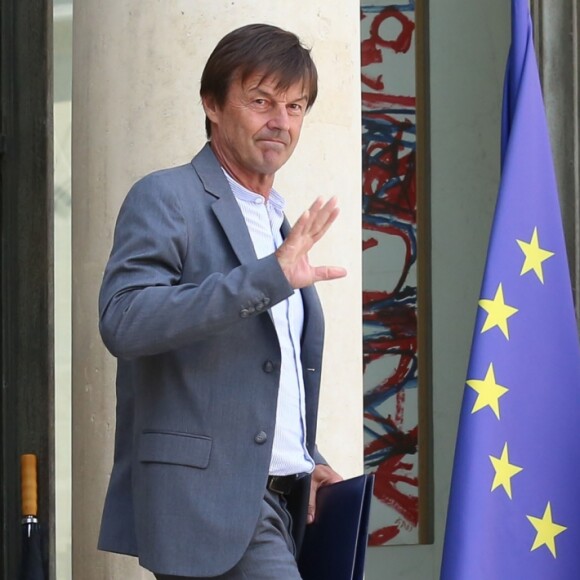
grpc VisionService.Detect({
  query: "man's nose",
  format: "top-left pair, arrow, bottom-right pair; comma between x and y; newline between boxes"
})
267,105 -> 290,132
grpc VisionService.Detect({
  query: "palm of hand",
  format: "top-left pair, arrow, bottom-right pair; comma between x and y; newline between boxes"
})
276,197 -> 346,289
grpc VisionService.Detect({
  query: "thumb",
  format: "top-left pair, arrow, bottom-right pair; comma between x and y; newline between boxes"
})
312,265 -> 348,283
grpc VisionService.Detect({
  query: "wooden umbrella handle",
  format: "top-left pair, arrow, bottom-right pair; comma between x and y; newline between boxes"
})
21,454 -> 38,517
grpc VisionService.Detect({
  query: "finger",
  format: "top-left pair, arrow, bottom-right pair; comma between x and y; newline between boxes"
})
308,196 -> 325,213
283,206 -> 327,254
310,206 -> 340,243
307,503 -> 315,524
307,480 -> 317,524
278,210 -> 311,259
299,197 -> 335,238
312,265 -> 348,283
307,197 -> 338,236
288,208 -> 310,239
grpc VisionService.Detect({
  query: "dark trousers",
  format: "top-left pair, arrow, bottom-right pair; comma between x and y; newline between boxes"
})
153,489 -> 302,580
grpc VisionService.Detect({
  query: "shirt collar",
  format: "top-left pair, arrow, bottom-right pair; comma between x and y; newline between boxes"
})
222,169 -> 286,214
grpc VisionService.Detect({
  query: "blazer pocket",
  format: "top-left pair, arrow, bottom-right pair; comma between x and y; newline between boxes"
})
139,430 -> 212,469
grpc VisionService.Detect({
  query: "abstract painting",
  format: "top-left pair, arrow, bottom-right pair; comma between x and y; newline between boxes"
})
362,0 -> 421,546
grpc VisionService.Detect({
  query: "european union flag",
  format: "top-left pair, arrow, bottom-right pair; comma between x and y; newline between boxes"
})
441,1 -> 580,578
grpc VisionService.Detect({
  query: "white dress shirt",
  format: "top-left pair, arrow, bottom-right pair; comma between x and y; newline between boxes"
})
225,171 -> 315,476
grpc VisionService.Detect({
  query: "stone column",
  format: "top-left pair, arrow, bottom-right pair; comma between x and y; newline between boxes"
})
72,2 -> 362,578
532,0 -> 580,323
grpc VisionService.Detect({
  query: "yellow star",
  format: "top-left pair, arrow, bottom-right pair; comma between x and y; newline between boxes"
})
479,284 -> 519,339
489,443 -> 523,499
466,363 -> 508,419
527,502 -> 567,558
517,227 -> 555,283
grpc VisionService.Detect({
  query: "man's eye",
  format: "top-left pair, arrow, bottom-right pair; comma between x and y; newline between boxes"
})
288,104 -> 303,115
254,99 -> 267,106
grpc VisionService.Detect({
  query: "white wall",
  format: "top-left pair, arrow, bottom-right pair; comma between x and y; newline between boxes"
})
364,1 -> 510,578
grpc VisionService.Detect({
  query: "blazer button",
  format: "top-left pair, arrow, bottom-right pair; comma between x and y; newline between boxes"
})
263,360 -> 274,373
254,431 -> 267,444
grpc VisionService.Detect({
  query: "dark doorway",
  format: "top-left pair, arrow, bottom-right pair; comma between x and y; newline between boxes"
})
0,0 -> 53,577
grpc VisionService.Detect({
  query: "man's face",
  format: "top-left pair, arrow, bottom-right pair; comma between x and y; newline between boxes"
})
203,72 -> 309,191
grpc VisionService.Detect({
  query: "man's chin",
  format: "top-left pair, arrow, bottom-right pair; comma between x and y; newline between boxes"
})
258,155 -> 288,175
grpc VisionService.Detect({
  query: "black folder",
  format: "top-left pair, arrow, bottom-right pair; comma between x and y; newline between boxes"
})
298,473 -> 374,580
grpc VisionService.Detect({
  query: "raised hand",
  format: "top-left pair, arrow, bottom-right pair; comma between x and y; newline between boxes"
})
275,197 -> 347,289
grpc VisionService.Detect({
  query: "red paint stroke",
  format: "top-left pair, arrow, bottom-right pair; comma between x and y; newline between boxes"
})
365,451 -> 419,547
369,526 -> 399,546
363,237 -> 379,251
363,291 -> 417,322
363,330 -> 416,355
370,8 -> 415,54
364,353 -> 416,401
362,4 -> 416,99
374,460 -> 418,526
364,419 -> 417,458
365,110 -> 414,127
362,73 -> 385,92
362,7 -> 416,75
395,388 -> 405,426
363,92 -> 416,108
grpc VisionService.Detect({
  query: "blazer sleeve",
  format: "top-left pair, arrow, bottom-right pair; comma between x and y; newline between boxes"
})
312,446 -> 327,465
99,173 -> 294,359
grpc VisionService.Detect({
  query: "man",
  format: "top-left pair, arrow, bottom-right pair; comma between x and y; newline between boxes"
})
98,23 -> 345,579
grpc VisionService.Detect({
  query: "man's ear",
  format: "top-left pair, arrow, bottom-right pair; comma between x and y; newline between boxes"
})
201,95 -> 220,124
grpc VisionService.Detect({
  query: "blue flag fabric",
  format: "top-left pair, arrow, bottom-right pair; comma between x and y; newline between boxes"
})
441,1 -> 580,579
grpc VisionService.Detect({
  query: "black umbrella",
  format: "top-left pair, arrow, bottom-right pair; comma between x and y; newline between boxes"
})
20,454 -> 45,580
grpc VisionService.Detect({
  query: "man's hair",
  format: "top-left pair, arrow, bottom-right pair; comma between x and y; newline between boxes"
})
200,23 -> 318,138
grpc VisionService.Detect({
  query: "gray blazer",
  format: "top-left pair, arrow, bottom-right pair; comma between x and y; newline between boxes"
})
97,144 -> 325,577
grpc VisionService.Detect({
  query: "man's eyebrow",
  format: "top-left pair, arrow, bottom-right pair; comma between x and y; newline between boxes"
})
248,86 -> 308,102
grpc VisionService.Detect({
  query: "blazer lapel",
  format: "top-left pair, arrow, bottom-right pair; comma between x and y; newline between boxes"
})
192,148 -> 323,348
211,198 -> 257,265
191,143 -> 257,265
